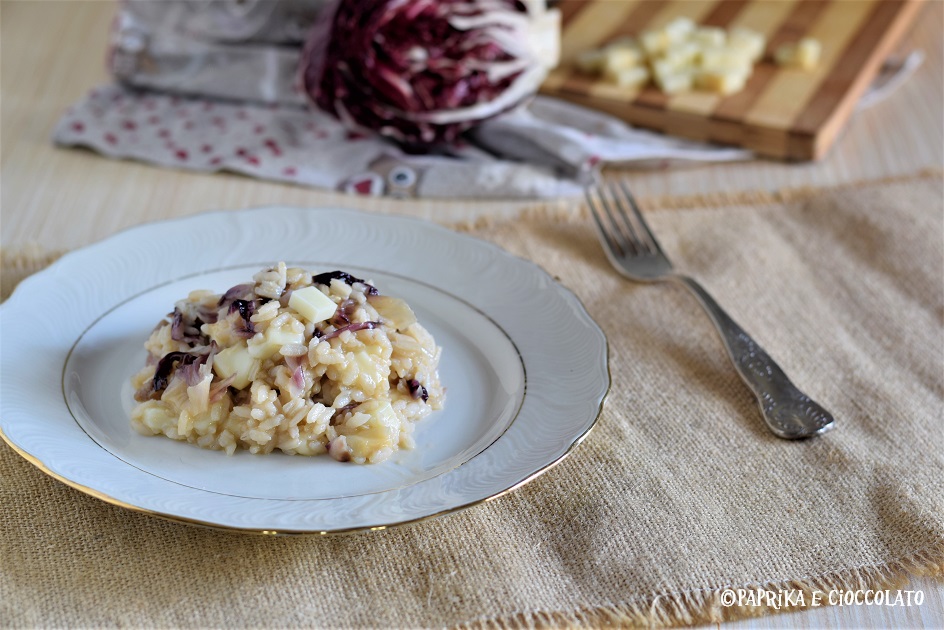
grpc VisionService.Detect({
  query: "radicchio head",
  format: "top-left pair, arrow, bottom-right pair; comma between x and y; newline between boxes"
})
299,0 -> 556,147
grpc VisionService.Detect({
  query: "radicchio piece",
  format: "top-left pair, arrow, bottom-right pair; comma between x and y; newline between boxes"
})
327,435 -> 352,461
320,321 -> 381,341
407,379 -> 429,402
228,299 -> 256,337
330,298 -> 360,327
170,305 -> 213,345
209,374 -> 236,403
151,352 -> 200,393
329,401 -> 358,426
291,366 -> 306,391
218,283 -> 256,307
299,0 -> 546,147
311,270 -> 379,295
170,309 -> 186,341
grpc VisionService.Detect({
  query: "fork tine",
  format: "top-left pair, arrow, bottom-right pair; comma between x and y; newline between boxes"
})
614,179 -> 664,255
585,186 -> 625,257
599,182 -> 647,255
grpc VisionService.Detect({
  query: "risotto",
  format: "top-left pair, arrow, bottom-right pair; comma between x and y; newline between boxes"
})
130,263 -> 444,464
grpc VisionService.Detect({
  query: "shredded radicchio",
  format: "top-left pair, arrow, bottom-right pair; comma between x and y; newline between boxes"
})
218,283 -> 255,307
330,298 -> 360,327
329,402 -> 359,426
312,270 -> 379,295
228,299 -> 256,337
407,379 -> 429,402
320,321 -> 381,341
152,352 -> 200,392
170,309 -> 210,345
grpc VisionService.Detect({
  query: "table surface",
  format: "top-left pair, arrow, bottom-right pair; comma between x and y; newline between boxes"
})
1,1 -> 942,628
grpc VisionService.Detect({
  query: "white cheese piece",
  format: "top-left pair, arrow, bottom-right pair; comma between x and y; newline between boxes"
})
289,286 -> 338,324
662,40 -> 700,69
654,69 -> 693,94
213,343 -> 258,389
795,37 -> 822,70
691,26 -> 726,48
338,400 -> 400,460
775,37 -> 821,70
571,18 -> 769,97
728,27 -> 766,62
247,325 -> 306,360
664,16 -> 696,44
602,45 -> 644,74
640,29 -> 669,57
694,68 -> 748,95
606,65 -> 650,88
699,46 -> 752,73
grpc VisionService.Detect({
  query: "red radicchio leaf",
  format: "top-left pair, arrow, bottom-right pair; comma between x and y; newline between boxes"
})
408,379 -> 429,402
299,0 -> 544,148
151,352 -> 200,393
218,283 -> 256,307
228,299 -> 256,338
291,366 -> 306,391
312,270 -> 379,295
209,374 -> 236,403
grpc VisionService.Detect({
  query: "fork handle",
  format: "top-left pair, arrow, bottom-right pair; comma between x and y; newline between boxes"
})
673,275 -> 835,439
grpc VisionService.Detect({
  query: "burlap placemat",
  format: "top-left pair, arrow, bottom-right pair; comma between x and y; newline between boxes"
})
2,173 -> 942,628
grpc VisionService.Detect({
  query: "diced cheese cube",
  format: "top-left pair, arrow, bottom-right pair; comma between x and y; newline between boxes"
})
640,29 -> 669,56
266,326 -> 305,348
651,57 -> 675,83
352,350 -> 386,390
728,27 -> 766,62
132,401 -> 176,435
654,69 -> 693,94
664,16 -> 696,44
339,400 -> 400,459
795,37 -> 822,69
775,38 -> 821,70
213,343 -> 258,389
571,18 -> 769,98
694,68 -> 748,95
728,27 -> 767,63
663,40 -> 700,69
605,65 -> 650,88
691,26 -> 726,48
289,286 -> 337,324
602,46 -> 644,74
699,45 -> 752,73
247,325 -> 306,359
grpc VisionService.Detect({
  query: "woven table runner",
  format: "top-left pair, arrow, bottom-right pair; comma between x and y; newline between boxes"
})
2,173 -> 942,627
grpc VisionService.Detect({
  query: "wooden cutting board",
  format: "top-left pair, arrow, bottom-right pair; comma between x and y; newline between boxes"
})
540,0 -> 924,160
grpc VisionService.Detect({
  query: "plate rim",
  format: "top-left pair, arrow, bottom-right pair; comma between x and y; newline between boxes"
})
0,206 -> 610,534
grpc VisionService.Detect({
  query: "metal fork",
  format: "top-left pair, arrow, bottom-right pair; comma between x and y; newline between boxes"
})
586,179 -> 835,439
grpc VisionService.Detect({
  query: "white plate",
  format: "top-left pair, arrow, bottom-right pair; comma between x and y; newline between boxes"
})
0,208 -> 608,533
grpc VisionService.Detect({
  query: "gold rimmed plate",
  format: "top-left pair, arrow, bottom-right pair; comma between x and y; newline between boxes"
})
1,208 -> 608,534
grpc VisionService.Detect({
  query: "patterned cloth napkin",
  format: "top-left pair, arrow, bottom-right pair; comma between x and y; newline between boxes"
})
2,173 -> 941,627
50,0 -> 919,199
52,87 -> 749,199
